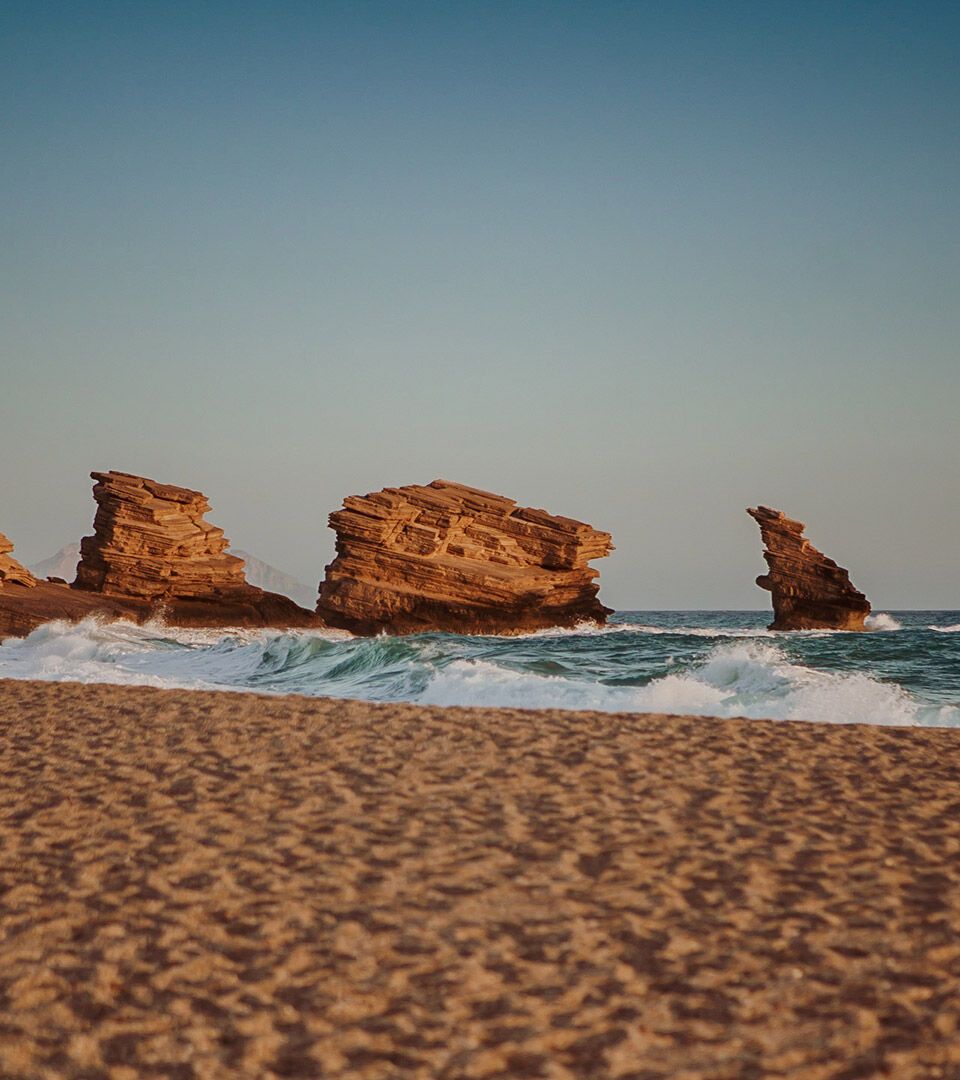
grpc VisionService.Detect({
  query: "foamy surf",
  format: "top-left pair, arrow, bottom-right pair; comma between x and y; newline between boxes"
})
0,611 -> 957,727
419,641 -> 955,726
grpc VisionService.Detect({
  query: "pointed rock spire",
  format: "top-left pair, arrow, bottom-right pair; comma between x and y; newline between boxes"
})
747,506 -> 871,630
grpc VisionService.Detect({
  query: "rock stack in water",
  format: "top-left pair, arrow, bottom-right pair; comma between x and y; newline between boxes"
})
0,534 -> 37,588
0,472 -> 320,637
747,506 -> 871,631
74,471 -> 249,599
317,479 -> 614,634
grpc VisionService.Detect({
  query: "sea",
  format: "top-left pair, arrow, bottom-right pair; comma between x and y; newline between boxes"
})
1,610 -> 958,727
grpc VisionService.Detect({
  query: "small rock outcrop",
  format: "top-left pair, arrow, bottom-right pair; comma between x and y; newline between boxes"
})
317,479 -> 613,634
748,506 -> 871,631
74,471 -> 248,599
0,534 -> 37,588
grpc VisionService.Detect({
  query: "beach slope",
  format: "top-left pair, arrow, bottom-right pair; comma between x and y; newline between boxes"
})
1,680 -> 958,1078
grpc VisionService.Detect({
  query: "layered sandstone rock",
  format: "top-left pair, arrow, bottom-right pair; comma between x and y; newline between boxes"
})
748,506 -> 871,631
0,534 -> 37,589
317,479 -> 613,634
74,471 -> 248,599
0,469 -> 324,639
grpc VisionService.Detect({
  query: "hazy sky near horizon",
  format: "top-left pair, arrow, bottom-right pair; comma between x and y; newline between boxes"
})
2,1 -> 958,608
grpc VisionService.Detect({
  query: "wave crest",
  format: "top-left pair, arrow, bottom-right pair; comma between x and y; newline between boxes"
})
420,641 -> 952,726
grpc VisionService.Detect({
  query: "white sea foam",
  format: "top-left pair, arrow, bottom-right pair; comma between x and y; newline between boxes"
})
0,618 -> 234,689
865,613 -> 903,631
931,623 -> 960,633
0,618 -> 346,691
420,641 -> 957,727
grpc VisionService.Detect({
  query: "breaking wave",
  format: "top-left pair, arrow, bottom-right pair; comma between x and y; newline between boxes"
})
1,612 -> 957,727
419,642 -> 956,726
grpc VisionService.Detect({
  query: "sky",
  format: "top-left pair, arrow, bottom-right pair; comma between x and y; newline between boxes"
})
2,1 -> 958,608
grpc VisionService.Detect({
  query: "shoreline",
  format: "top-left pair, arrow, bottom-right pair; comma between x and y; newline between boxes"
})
2,678 -> 959,1077
0,669 -> 947,727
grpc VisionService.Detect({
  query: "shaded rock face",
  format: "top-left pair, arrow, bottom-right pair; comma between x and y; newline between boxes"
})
748,506 -> 871,631
74,471 -> 248,599
0,534 -> 38,589
0,578 -> 320,640
318,479 -> 613,635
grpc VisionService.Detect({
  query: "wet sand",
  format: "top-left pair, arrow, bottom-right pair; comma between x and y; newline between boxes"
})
1,678 -> 958,1079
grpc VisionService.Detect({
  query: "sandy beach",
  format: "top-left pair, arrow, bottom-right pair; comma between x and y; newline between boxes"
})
1,679 -> 959,1079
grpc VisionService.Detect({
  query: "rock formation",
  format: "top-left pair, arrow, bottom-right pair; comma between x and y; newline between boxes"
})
0,534 -> 37,589
317,479 -> 613,634
0,471 -> 321,640
74,471 -> 249,599
747,506 -> 871,631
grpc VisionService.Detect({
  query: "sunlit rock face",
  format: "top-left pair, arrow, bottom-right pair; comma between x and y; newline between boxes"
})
74,471 -> 248,599
318,479 -> 614,635
0,533 -> 37,589
748,506 -> 871,631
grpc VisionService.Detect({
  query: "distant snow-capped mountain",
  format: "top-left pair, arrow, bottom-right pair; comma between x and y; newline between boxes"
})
30,543 -> 316,610
29,543 -> 80,582
230,550 -> 317,609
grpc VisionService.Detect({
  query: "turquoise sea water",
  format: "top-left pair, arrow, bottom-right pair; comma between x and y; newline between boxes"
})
1,611 -> 958,727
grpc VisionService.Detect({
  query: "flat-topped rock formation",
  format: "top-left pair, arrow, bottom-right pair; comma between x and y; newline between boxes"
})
0,533 -> 37,589
0,472 -> 320,639
318,479 -> 613,634
74,471 -> 249,598
748,506 -> 871,631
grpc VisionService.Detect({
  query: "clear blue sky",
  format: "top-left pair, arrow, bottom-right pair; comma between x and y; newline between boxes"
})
2,1 -> 958,607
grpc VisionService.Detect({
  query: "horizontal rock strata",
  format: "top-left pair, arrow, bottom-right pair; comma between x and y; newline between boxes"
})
0,533 -> 37,589
748,506 -> 871,631
74,471 -> 249,599
318,479 -> 613,634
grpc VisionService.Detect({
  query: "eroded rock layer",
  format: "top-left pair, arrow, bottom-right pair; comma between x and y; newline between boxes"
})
318,479 -> 613,634
74,471 -> 248,599
0,533 -> 37,589
748,506 -> 870,631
